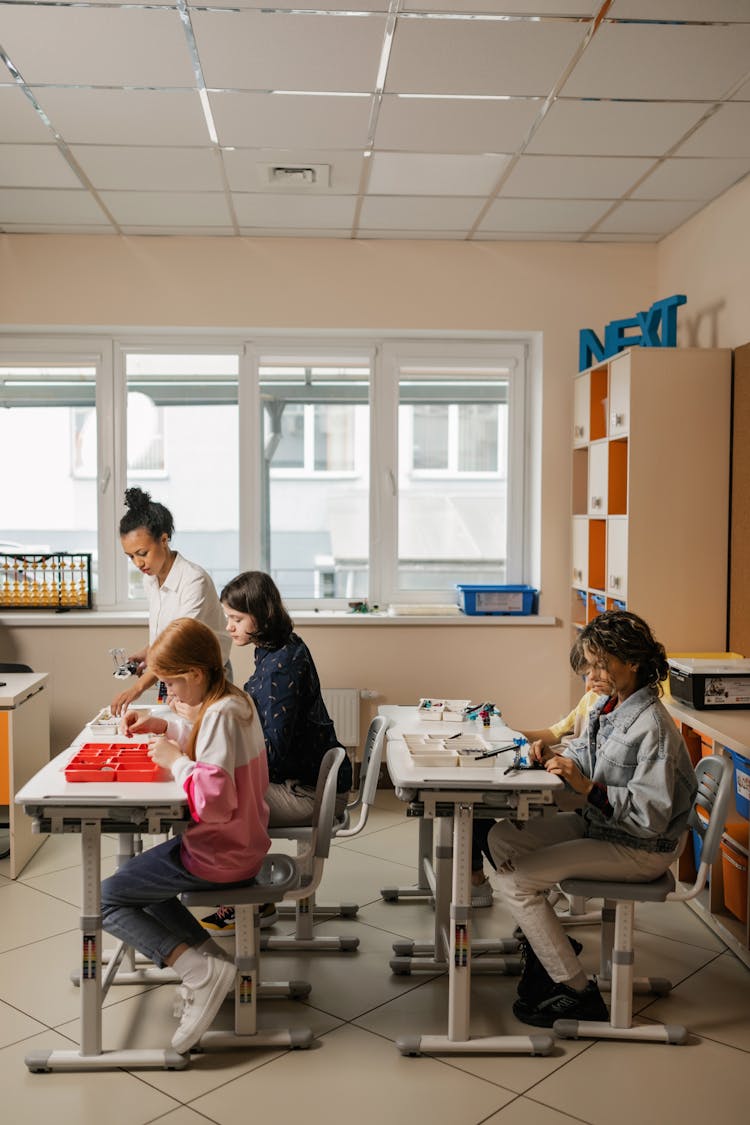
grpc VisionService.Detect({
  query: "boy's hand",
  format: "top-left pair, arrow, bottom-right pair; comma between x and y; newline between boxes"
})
544,754 -> 594,796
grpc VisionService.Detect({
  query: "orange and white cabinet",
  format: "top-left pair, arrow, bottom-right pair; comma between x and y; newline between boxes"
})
570,347 -> 732,650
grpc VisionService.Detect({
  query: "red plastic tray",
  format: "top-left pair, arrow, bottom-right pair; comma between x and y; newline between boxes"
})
64,743 -> 168,783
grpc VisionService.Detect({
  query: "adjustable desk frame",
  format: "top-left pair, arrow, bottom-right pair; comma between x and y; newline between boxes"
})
16,744 -> 191,1073
384,712 -> 562,1057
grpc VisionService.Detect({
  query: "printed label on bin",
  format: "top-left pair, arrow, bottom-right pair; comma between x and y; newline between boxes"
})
475,591 -> 523,611
704,677 -> 750,706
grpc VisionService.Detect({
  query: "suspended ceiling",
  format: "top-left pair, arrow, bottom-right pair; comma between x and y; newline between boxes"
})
1,1 -> 749,241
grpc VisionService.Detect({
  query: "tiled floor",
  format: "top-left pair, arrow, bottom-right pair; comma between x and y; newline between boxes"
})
1,790 -> 748,1125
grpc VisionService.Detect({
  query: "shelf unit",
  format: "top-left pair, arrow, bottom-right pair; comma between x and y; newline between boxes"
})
570,346 -> 732,650
664,697 -> 750,969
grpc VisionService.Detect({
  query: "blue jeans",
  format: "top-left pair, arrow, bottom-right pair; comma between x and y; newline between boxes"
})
101,835 -> 249,968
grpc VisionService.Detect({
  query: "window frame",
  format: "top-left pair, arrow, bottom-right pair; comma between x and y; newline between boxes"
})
0,331 -> 535,613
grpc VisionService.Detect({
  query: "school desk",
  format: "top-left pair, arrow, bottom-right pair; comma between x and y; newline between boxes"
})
0,672 -> 49,877
382,705 -> 562,1057
15,732 -> 191,1072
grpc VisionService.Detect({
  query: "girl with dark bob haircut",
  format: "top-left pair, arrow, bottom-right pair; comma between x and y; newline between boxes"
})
220,570 -> 293,649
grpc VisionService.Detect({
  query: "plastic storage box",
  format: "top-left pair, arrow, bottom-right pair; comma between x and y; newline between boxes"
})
456,584 -> 538,616
720,826 -> 748,924
667,658 -> 750,710
727,749 -> 750,819
64,743 -> 167,783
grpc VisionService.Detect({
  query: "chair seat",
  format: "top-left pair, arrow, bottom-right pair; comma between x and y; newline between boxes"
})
560,870 -> 675,904
183,854 -> 299,908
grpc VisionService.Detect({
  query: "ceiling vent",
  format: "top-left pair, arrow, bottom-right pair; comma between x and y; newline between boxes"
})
258,163 -> 331,191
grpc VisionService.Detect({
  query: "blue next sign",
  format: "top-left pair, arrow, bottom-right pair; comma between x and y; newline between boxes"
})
579,294 -> 687,371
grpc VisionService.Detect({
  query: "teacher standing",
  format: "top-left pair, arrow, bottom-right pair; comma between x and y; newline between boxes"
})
111,487 -> 232,714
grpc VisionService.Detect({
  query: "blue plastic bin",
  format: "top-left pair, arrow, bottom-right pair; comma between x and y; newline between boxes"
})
456,584 -> 538,616
727,749 -> 750,819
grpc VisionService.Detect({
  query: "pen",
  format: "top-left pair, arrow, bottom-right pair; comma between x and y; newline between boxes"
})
474,742 -> 518,760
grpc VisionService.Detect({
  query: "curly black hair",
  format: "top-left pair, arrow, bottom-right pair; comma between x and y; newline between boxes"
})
578,610 -> 669,692
119,487 -> 175,541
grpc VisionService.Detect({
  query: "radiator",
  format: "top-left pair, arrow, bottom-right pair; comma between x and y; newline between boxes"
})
321,688 -> 361,749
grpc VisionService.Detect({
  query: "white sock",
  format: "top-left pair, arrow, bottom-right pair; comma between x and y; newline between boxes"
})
173,947 -> 212,989
197,937 -> 231,961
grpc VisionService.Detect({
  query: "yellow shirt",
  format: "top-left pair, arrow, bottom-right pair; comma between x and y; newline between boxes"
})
548,689 -> 601,743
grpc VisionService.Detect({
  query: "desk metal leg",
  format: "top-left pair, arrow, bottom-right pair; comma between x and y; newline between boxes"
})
396,805 -> 553,1058
25,820 -> 187,1073
381,818 -> 435,902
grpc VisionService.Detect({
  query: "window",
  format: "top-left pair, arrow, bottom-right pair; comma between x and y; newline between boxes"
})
122,349 -> 240,600
0,349 -> 103,589
0,334 -> 531,612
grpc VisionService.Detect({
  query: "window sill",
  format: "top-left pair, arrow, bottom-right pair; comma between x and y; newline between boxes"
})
0,609 -> 557,627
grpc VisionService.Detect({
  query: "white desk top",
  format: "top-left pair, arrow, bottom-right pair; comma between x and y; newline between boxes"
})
0,671 -> 48,708
15,736 -> 187,808
380,705 -> 562,793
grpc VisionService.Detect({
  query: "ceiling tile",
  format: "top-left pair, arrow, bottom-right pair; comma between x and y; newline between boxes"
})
238,227 -> 353,238
479,197 -> 612,232
30,89 -> 210,146
678,103 -> 750,157
0,6 -> 195,87
223,150 -> 365,195
594,198 -> 706,234
0,144 -> 82,189
526,99 -> 710,157
476,230 -> 583,241
585,231 -> 661,242
0,86 -> 55,143
369,152 -> 510,196
0,223 -> 114,234
610,0 -> 750,19
209,92 -> 372,149
120,226 -> 236,237
358,195 -> 482,230
561,22 -> 750,100
0,187 -> 109,224
232,193 -> 358,228
192,10 -> 386,92
69,146 -> 224,192
385,20 -> 588,96
374,95 -> 541,154
99,191 -> 232,227
200,0 -> 389,8
500,154 -> 654,198
404,1 -> 600,11
631,156 -> 750,200
356,228 -> 468,240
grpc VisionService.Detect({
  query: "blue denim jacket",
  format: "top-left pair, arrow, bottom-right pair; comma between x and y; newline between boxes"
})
563,686 -> 697,852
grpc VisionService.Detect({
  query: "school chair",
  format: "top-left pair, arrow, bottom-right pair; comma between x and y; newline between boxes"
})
181,744 -> 346,1052
554,754 -> 734,1045
261,715 -> 388,953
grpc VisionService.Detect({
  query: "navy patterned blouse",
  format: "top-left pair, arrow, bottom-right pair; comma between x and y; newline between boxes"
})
244,632 -> 352,793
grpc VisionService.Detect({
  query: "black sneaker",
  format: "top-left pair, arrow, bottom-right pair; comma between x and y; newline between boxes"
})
201,903 -> 279,933
200,905 -> 236,933
513,979 -> 608,1028
516,933 -> 583,1003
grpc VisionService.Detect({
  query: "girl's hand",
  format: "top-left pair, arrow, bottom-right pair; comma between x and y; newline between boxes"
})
149,736 -> 182,771
120,709 -> 168,738
169,698 -> 202,723
544,753 -> 594,796
528,739 -> 552,765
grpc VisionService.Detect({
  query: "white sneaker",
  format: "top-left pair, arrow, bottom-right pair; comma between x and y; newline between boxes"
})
171,956 -> 237,1053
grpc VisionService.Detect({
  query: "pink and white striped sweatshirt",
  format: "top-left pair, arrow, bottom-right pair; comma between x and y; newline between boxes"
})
165,693 -> 271,883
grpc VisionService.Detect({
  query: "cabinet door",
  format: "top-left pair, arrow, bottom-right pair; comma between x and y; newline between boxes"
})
573,373 -> 589,446
608,354 -> 630,437
572,516 -> 588,588
588,440 -> 608,515
606,516 -> 628,600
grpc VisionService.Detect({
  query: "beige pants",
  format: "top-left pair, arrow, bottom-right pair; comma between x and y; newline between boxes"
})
488,813 -> 682,984
266,779 -> 349,829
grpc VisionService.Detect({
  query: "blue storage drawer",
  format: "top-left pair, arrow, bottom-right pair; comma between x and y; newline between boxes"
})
456,584 -> 538,616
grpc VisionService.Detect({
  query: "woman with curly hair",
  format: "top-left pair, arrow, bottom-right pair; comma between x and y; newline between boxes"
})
489,610 -> 697,1028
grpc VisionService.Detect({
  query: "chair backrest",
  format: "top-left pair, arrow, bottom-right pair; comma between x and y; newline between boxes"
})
686,754 -> 734,889
309,745 -> 346,862
335,716 -> 387,838
0,662 -> 33,673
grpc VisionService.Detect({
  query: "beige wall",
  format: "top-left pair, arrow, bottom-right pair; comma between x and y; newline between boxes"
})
4,219 -> 738,754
